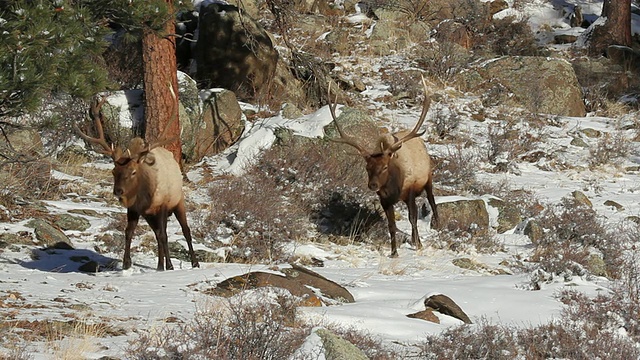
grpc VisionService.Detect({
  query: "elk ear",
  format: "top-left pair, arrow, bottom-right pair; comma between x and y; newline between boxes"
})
140,152 -> 156,166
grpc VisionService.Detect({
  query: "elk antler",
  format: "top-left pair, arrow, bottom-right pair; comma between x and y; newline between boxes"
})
74,96 -> 114,157
389,75 -> 431,152
327,81 -> 368,155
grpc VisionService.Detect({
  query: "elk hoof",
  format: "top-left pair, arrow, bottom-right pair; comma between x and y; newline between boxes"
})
192,261 -> 200,268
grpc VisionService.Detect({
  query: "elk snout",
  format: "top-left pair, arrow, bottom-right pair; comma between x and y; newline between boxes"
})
368,180 -> 380,192
113,186 -> 124,201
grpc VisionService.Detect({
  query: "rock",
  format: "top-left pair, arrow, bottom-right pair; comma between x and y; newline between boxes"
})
424,294 -> 472,324
27,219 -> 73,248
204,271 -> 323,307
580,128 -> 601,138
586,253 -> 607,277
195,3 -> 279,99
407,309 -> 440,323
315,328 -> 369,360
488,0 -> 509,15
54,214 -> 91,232
554,34 -> 578,44
571,190 -> 592,208
452,257 -> 489,272
487,197 -> 522,233
78,261 -> 101,273
0,232 -> 35,247
460,56 -> 586,117
184,89 -> 245,162
570,137 -> 589,147
281,103 -> 304,119
523,220 -> 544,244
436,198 -> 490,234
280,264 -> 355,303
604,200 -> 624,211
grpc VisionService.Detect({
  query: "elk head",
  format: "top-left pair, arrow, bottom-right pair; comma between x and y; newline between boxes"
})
327,77 -> 431,192
74,96 -> 167,207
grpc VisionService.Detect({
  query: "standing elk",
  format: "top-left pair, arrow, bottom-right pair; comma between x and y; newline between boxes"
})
327,78 -> 438,257
75,96 -> 199,271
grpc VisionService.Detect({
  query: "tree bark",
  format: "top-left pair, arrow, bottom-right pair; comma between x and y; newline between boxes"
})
142,3 -> 182,166
589,0 -> 632,55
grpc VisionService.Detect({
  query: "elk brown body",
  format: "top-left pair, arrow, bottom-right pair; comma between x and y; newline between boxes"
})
76,97 -> 199,271
327,79 -> 438,257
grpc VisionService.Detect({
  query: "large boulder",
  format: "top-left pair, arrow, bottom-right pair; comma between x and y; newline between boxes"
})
460,56 -> 586,117
195,3 -> 279,99
183,89 -> 245,162
436,197 -> 490,234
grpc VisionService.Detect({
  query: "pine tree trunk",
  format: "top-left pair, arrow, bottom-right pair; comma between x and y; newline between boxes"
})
589,0 -> 632,55
142,6 -> 182,166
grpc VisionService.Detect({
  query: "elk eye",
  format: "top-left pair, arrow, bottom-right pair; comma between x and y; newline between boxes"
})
131,169 -> 137,176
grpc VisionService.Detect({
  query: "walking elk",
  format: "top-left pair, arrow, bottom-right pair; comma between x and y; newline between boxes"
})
75,96 -> 199,270
327,78 -> 438,257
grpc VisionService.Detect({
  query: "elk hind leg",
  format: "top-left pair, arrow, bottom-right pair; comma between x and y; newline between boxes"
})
174,201 -> 200,268
425,176 -> 439,229
406,192 -> 422,250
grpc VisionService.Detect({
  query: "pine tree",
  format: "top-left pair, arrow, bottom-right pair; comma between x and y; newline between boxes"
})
0,0 -> 111,119
88,0 -> 185,164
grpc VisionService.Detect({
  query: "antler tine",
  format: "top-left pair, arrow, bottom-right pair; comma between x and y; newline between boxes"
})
327,81 -> 368,155
390,75 -> 432,151
74,96 -> 114,157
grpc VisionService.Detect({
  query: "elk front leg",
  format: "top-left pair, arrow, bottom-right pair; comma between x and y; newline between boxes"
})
384,204 -> 399,257
174,201 -> 200,268
406,192 -> 422,250
123,210 -> 140,270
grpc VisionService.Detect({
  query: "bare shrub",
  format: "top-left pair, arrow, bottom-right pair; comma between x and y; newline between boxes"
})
474,15 -> 543,57
432,227 -> 503,254
431,144 -> 478,192
206,169 -> 308,263
470,179 -> 544,220
430,103 -> 462,140
418,315 -> 640,359
128,291 -> 312,359
485,119 -> 544,169
588,131 -> 631,168
529,196 -> 623,280
416,42 -> 472,86
418,318 -> 518,359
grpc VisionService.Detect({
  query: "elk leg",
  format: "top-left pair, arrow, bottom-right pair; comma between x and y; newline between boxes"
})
425,176 -> 438,229
123,210 -> 140,270
384,205 -> 399,257
174,201 -> 200,268
406,192 -> 422,250
146,213 -> 172,271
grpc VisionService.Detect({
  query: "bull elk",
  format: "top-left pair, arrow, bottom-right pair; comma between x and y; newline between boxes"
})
327,78 -> 438,257
75,96 -> 199,271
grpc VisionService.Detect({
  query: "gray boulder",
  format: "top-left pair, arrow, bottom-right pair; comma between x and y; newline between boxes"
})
460,56 -> 586,117
436,197 -> 490,234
